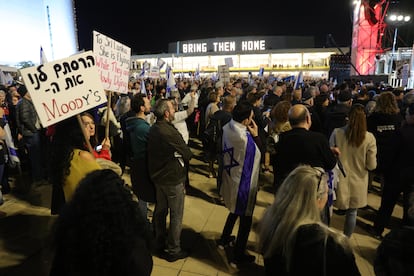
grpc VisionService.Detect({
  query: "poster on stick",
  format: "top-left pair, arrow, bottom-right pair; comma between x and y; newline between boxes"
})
93,30 -> 131,93
19,50 -> 107,128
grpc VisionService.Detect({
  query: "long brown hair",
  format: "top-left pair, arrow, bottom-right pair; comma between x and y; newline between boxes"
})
345,104 -> 366,147
374,91 -> 399,114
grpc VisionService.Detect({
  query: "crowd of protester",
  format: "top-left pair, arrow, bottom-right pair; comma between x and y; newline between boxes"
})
1,73 -> 414,274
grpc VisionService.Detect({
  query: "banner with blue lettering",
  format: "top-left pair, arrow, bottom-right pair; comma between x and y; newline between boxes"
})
19,50 -> 107,127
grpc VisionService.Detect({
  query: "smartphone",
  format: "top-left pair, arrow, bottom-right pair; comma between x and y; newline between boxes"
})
95,144 -> 102,152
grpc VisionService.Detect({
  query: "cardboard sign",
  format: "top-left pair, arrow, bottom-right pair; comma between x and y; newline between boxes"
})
93,31 -> 131,93
19,51 -> 107,127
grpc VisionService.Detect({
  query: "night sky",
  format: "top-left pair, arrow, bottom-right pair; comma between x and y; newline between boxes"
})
74,1 -> 414,55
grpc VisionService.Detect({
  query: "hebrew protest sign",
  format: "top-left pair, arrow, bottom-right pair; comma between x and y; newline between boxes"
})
19,50 -> 107,127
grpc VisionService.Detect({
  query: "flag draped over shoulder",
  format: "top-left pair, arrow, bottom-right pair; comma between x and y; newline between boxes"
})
220,120 -> 261,216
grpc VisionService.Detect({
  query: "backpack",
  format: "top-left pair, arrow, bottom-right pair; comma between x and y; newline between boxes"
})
202,116 -> 222,154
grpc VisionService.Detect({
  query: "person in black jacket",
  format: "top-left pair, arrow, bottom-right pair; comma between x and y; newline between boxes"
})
147,98 -> 193,262
324,88 -> 352,138
272,104 -> 339,225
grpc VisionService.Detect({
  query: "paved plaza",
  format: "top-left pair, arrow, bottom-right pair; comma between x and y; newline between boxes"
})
0,138 -> 402,275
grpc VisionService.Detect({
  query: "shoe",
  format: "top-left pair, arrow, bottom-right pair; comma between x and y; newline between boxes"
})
333,209 -> 346,216
230,253 -> 255,268
164,250 -> 189,262
365,224 -> 383,240
216,235 -> 236,250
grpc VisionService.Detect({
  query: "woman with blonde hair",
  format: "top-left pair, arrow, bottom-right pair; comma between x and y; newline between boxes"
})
329,104 -> 377,237
257,165 -> 360,275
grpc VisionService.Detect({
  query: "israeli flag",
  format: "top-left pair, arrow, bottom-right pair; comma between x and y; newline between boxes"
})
294,71 -> 304,90
40,46 -> 48,64
141,80 -> 147,95
221,120 -> 261,216
157,58 -> 166,70
140,61 -> 150,77
195,64 -> 200,80
2,115 -> 20,167
258,67 -> 264,77
166,65 -> 176,97
282,75 -> 295,82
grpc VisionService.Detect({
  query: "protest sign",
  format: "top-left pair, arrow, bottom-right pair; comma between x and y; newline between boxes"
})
19,51 -> 107,128
93,31 -> 131,93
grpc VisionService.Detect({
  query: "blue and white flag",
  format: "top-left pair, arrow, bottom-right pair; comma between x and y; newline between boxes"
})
140,61 -> 150,77
282,75 -> 294,82
40,46 -> 48,64
140,80 -> 147,95
157,58 -> 166,70
221,120 -> 261,216
258,67 -> 264,77
2,115 -> 20,167
166,65 -> 176,97
194,64 -> 200,81
294,71 -> 304,90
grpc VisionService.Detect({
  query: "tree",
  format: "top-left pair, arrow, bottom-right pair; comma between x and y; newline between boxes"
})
16,61 -> 35,69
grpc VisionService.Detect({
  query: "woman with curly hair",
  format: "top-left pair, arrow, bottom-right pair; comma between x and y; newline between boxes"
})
257,165 -> 360,275
49,116 -> 101,214
49,169 -> 153,276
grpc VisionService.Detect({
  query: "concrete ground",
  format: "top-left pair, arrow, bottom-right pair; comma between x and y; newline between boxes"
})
0,138 -> 403,275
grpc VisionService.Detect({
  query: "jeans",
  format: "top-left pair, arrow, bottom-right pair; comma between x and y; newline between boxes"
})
24,131 -> 43,182
153,183 -> 185,254
344,208 -> 357,237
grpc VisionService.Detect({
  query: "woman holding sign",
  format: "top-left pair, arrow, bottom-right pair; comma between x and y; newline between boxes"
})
49,116 -> 102,214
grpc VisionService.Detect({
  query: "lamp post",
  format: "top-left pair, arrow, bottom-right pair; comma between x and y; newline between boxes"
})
387,13 -> 411,74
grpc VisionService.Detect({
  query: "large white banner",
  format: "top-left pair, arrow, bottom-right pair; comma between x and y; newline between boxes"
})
19,51 -> 107,127
93,31 -> 131,94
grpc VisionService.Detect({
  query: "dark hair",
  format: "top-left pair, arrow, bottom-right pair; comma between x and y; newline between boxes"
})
49,116 -> 86,192
232,101 -> 253,123
50,169 -> 153,276
130,93 -> 146,113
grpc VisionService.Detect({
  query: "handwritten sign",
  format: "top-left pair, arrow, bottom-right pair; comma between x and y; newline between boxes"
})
19,51 -> 107,127
93,31 -> 131,93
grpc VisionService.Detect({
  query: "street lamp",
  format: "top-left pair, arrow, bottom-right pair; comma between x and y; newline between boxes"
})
387,12 -> 411,74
